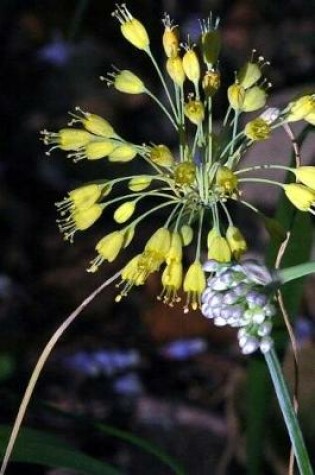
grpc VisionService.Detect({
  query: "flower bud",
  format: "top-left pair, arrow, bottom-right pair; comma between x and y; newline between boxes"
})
227,84 -> 245,110
182,48 -> 200,84
166,57 -> 186,86
41,128 -> 93,153
128,176 -> 152,191
180,225 -> 193,246
109,144 -> 137,162
114,201 -> 136,223
68,184 -> 102,210
114,70 -> 145,94
150,144 -> 174,167
184,99 -> 205,125
85,140 -> 116,160
244,118 -> 271,141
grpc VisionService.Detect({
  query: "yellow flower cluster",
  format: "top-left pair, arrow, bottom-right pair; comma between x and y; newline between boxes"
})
42,5 -> 315,311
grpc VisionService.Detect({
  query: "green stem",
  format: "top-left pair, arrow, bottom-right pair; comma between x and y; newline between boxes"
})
146,90 -> 178,130
264,348 -> 314,475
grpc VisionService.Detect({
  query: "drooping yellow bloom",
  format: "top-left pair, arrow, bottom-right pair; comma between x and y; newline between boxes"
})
244,118 -> 271,141
293,166 -> 315,190
144,227 -> 171,261
207,228 -> 232,262
114,201 -> 136,223
182,48 -> 200,84
128,176 -> 152,192
226,226 -> 247,259
69,140 -> 116,162
228,84 -> 245,110
286,95 -> 315,122
88,231 -> 125,272
41,128 -> 92,154
69,109 -> 116,137
57,204 -> 103,243
108,144 -> 137,162
68,184 -> 103,210
166,232 -> 183,264
116,254 -> 147,302
183,261 -> 206,312
160,261 -> 183,305
113,70 -> 146,94
305,110 -> 315,125
283,184 -> 315,212
242,86 -> 267,112
150,145 -> 174,167
113,4 -> 150,51
184,99 -> 205,125
166,57 -> 185,86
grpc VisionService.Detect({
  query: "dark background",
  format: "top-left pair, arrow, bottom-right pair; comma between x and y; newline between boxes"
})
0,0 -> 314,474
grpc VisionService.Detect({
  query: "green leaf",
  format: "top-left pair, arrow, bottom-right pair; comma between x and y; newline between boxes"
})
279,261 -> 315,284
0,425 -> 121,475
246,125 -> 314,475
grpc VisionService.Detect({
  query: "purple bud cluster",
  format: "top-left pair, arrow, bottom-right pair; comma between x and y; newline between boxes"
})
201,260 -> 276,355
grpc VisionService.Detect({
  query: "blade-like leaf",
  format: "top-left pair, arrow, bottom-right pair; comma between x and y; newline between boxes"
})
279,261 -> 315,284
0,426 -> 121,475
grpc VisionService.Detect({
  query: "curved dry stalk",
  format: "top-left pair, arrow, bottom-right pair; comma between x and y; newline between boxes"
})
0,269 -> 122,475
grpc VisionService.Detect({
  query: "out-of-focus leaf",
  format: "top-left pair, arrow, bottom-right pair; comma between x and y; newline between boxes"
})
0,425 -> 121,475
279,261 -> 315,284
246,125 -> 313,475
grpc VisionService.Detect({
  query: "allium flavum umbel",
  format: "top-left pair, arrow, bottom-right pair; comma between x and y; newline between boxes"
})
42,5 -> 314,349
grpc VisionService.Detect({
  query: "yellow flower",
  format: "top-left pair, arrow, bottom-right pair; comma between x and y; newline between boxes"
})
113,4 -> 150,51
293,166 -> 315,190
180,225 -> 194,246
115,254 -> 147,302
287,95 -> 315,122
244,118 -> 271,141
305,110 -> 315,125
68,184 -> 103,210
174,162 -> 196,185
226,226 -> 247,259
237,62 -> 262,89
215,166 -> 238,195
182,48 -> 200,84
113,70 -> 145,94
145,228 -> 171,260
183,261 -> 206,312
114,201 -> 136,223
150,144 -> 174,167
242,86 -> 267,112
166,57 -> 185,86
128,176 -> 152,192
227,84 -> 245,110
87,231 -> 125,272
69,109 -> 115,137
57,204 -> 103,242
162,14 -> 179,58
184,99 -> 205,125
283,183 -> 315,212
41,128 -> 92,154
69,140 -> 116,162
166,232 -> 183,264
207,228 -> 231,262
202,70 -> 220,97
160,261 -> 183,305
108,144 -> 137,162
